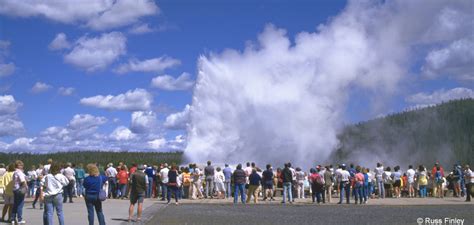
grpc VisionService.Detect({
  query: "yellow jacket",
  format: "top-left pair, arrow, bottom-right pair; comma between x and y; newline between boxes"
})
2,172 -> 14,196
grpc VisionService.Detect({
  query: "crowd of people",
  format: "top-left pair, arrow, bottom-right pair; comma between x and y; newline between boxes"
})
0,159 -> 472,224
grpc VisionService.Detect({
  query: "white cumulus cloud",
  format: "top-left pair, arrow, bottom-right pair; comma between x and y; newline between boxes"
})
422,38 -> 474,81
64,32 -> 126,72
110,126 -> 136,141
130,111 -> 157,133
406,87 -> 474,106
31,82 -> 53,94
49,33 -> 71,50
164,104 -> 190,130
128,23 -> 154,35
115,56 -> 181,74
151,72 -> 194,91
58,87 -> 75,96
0,0 -> 159,31
80,88 -> 152,111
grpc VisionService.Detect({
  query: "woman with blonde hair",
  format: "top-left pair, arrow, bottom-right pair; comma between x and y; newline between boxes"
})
83,164 -> 107,225
42,162 -> 69,225
11,160 -> 28,224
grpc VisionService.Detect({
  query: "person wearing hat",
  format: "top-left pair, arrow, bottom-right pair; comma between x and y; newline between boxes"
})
337,164 -> 350,204
129,164 -> 147,222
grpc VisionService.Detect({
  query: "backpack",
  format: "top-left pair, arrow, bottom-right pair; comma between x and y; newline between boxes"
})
435,171 -> 444,184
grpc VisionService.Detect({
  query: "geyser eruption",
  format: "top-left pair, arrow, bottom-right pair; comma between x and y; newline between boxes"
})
184,0 -> 471,168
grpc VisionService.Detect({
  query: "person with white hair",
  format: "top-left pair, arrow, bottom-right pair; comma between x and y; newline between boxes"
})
105,163 -> 118,199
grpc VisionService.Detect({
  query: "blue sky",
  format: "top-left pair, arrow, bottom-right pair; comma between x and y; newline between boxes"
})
0,0 -> 472,152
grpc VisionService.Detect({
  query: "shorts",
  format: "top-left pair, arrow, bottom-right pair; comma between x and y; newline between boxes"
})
393,180 -> 401,188
3,194 -> 13,204
130,192 -> 145,205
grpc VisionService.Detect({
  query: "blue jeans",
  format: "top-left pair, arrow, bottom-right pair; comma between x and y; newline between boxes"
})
377,179 -> 385,198
12,190 -> 25,222
354,183 -> 363,203
233,183 -> 246,204
363,184 -> 369,202
28,181 -> 36,197
146,177 -> 153,198
224,181 -> 231,198
85,194 -> 105,225
282,182 -> 293,203
63,180 -> 74,202
419,185 -> 427,198
161,183 -> 168,199
339,182 -> 350,203
43,194 -> 64,225
108,177 -> 117,198
119,184 -> 127,198
76,178 -> 84,196
167,185 -> 179,203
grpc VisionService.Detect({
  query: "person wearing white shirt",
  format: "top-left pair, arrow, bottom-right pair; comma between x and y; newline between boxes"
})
42,162 -> 69,225
159,163 -> 170,201
26,166 -> 38,198
62,163 -> 76,203
11,160 -> 28,224
407,165 -> 416,198
374,163 -> 385,199
337,164 -> 351,204
105,163 -> 118,199
214,167 -> 225,198
464,164 -> 473,202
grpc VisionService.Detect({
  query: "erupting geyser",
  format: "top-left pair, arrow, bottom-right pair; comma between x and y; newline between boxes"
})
184,0 -> 470,168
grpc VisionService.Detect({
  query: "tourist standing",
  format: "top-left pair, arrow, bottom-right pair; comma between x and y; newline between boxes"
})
144,164 -> 155,198
309,168 -> 325,204
407,165 -> 416,198
129,165 -> 147,222
83,164 -> 107,225
417,165 -> 428,198
62,162 -> 75,203
246,169 -> 261,204
167,165 -> 180,205
281,163 -> 293,204
295,167 -> 305,199
204,161 -> 215,199
337,164 -> 350,204
222,164 -> 232,199
159,163 -> 169,201
354,167 -> 364,204
464,164 -> 473,202
117,165 -> 129,199
105,163 -> 118,199
11,160 -> 27,224
324,166 -> 333,203
233,164 -> 246,204
214,167 -> 225,199
1,164 -> 14,222
26,165 -> 37,198
75,164 -> 86,198
262,164 -> 274,201
374,163 -> 384,198
42,162 -> 69,225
